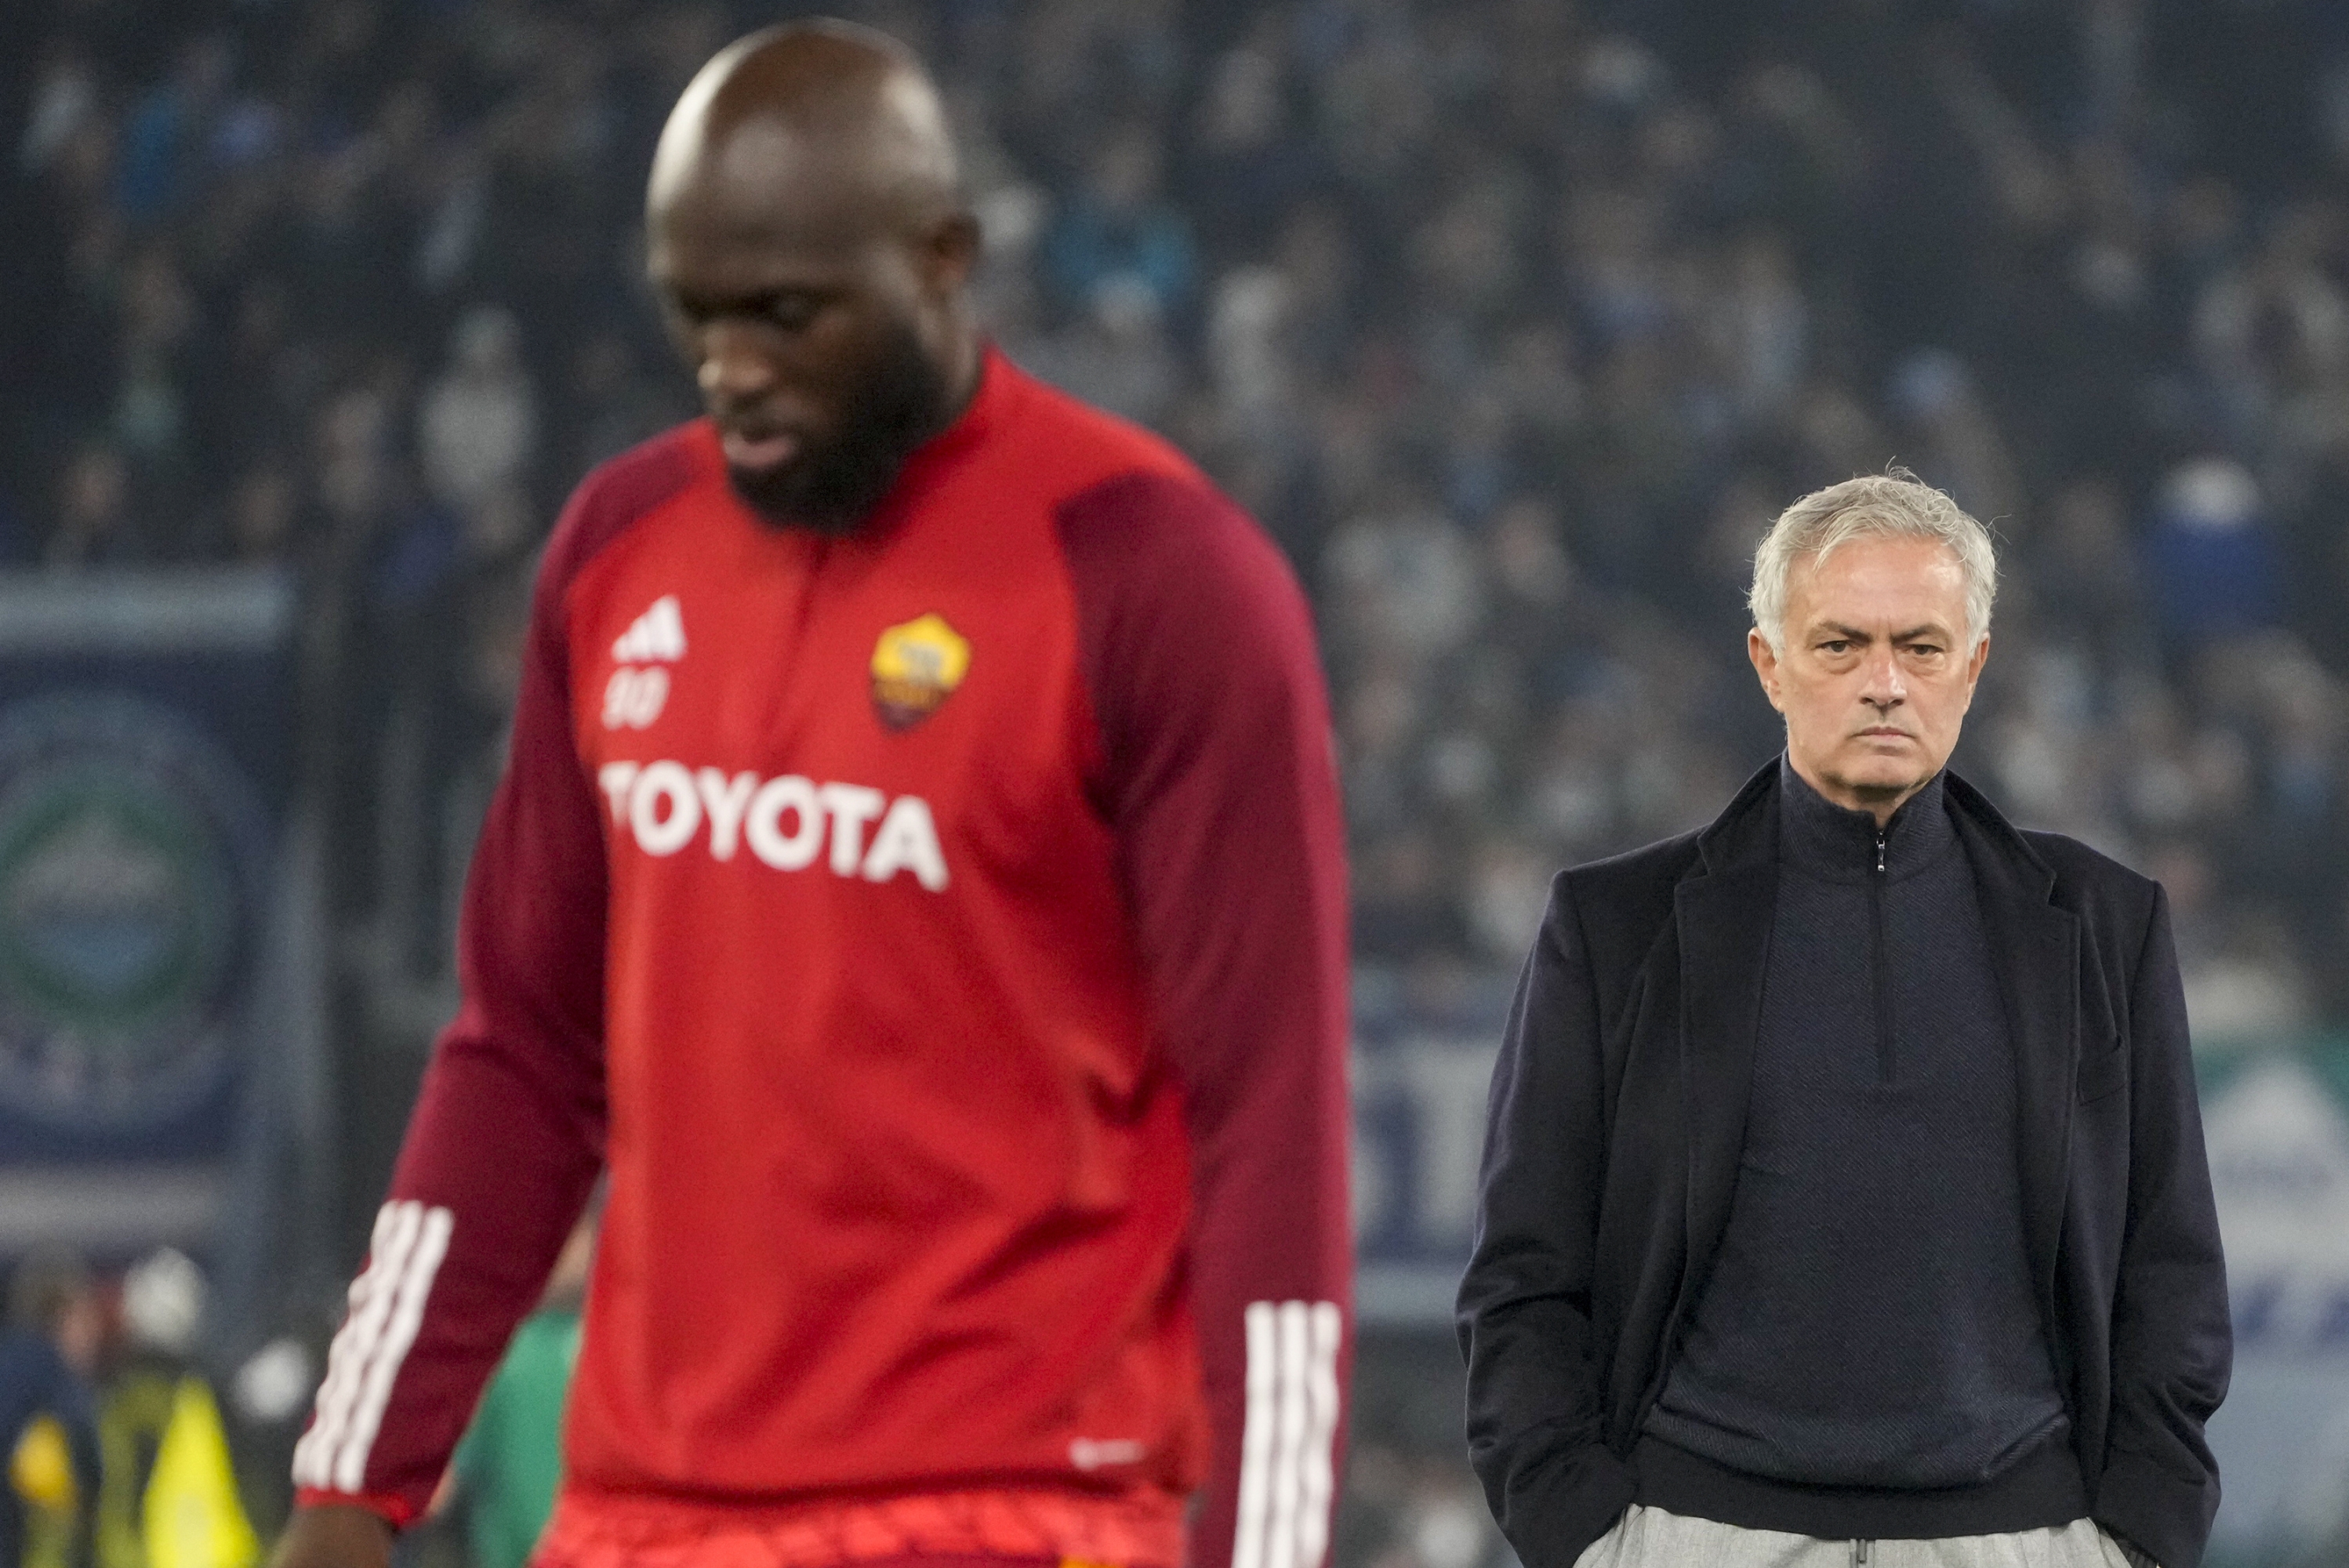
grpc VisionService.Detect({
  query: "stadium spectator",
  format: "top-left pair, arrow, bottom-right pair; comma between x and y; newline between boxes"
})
2140,456 -> 2284,655
417,306 -> 539,521
1042,124 -> 1199,324
95,1250 -> 260,1568
45,441 -> 140,568
4,1251 -> 103,1568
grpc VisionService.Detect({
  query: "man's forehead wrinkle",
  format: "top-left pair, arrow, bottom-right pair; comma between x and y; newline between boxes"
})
1810,618 -> 1958,636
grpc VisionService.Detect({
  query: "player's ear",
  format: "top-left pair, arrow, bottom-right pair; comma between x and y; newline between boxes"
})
1748,626 -> 1787,713
919,210 -> 981,296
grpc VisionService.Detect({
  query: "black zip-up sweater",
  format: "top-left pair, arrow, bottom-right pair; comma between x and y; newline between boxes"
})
1639,762 -> 2078,1516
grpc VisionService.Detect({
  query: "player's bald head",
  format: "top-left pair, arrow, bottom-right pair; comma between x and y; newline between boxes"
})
642,22 -> 982,536
647,20 -> 963,245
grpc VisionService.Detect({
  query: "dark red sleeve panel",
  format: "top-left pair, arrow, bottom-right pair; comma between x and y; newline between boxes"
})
1057,473 -> 1354,1568
292,439 -> 691,1524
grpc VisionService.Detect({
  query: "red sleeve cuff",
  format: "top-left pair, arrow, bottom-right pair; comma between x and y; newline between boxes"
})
295,1487 -> 417,1530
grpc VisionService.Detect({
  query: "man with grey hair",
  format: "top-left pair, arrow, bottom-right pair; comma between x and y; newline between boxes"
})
1459,470 -> 2229,1568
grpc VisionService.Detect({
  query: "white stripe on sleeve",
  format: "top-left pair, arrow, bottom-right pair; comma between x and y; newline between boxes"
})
1264,1301 -> 1310,1568
294,1201 -> 420,1488
291,1202 -> 456,1494
1233,1301 -> 1280,1568
1295,1301 -> 1343,1568
331,1203 -> 454,1491
1232,1301 -> 1345,1568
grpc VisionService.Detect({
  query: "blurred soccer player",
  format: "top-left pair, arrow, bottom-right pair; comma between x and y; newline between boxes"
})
270,24 -> 1351,1568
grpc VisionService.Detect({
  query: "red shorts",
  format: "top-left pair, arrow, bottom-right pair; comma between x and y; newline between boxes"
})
532,1485 -> 1187,1568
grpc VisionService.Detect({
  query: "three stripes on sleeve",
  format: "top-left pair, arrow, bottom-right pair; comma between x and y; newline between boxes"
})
293,1200 -> 456,1494
1232,1300 -> 1345,1568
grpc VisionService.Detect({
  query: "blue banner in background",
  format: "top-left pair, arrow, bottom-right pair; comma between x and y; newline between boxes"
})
0,570 -> 294,1246
2196,1040 -> 2349,1565
1352,971 -> 1510,1325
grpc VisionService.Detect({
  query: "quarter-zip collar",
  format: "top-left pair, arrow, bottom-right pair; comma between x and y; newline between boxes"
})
880,341 -> 1010,499
1776,755 -> 1954,884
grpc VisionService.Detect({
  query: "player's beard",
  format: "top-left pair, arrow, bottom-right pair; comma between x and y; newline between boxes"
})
724,323 -> 956,537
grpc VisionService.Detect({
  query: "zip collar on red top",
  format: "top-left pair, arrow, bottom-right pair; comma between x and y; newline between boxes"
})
688,342 -> 1017,540
895,339 -> 1012,485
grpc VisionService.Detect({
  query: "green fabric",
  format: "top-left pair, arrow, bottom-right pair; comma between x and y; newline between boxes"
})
452,1310 -> 579,1568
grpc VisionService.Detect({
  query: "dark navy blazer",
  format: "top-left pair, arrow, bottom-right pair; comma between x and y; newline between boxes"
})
1458,763 -> 2231,1568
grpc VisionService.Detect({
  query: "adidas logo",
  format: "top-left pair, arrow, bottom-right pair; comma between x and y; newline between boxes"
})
613,595 -> 687,663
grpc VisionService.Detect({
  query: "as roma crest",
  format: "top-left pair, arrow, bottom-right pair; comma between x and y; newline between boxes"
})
870,613 -> 971,730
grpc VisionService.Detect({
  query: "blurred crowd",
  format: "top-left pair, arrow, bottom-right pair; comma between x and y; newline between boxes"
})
13,0 -> 2349,1025
10,3 -> 2349,1557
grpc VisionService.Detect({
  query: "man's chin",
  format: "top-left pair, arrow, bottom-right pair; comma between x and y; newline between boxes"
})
1828,757 -> 1935,805
724,462 -> 871,537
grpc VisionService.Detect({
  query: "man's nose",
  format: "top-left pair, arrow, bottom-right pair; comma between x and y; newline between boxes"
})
696,321 -> 779,407
1860,644 -> 1906,706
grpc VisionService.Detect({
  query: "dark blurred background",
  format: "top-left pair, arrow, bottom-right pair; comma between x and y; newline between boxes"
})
4,1 -> 2349,1566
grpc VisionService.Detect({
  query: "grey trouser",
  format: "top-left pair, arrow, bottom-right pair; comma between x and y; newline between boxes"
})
1572,1506 -> 2140,1568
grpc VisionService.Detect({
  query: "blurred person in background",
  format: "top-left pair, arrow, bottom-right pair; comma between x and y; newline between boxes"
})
5,1252 -> 103,1568
2140,456 -> 2282,662
1460,474 -> 2228,1568
1041,125 -> 1197,326
419,307 -> 540,521
272,20 -> 1352,1568
95,1250 -> 259,1568
44,443 -> 141,570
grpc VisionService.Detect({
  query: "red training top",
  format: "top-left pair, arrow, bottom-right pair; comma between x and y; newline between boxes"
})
292,351 -> 1353,1568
